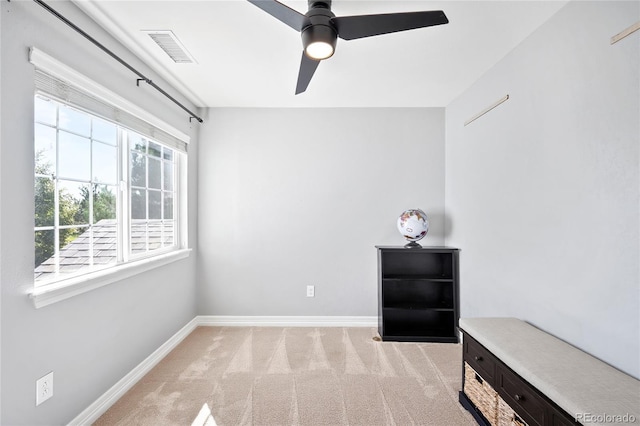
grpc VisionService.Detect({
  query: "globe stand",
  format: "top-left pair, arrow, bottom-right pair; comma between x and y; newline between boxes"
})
404,241 -> 422,249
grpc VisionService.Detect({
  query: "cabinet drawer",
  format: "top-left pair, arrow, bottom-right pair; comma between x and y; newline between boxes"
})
496,365 -> 547,426
464,334 -> 497,385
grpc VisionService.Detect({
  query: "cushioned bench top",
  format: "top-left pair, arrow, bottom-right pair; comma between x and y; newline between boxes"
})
459,317 -> 640,425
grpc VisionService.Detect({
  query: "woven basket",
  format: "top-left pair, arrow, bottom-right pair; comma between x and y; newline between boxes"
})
464,362 -> 498,425
497,396 -> 528,426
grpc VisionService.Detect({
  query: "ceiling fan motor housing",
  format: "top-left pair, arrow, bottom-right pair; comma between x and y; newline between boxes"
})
301,1 -> 337,59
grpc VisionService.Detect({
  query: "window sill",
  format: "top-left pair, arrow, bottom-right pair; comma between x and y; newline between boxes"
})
29,248 -> 192,309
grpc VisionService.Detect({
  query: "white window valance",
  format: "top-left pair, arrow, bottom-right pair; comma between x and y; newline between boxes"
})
29,47 -> 190,153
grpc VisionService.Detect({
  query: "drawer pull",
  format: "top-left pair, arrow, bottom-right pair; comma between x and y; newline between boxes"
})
514,394 -> 525,402
474,356 -> 483,361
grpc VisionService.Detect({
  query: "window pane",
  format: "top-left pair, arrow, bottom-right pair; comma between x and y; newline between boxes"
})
92,118 -> 117,145
59,226 -> 89,273
92,220 -> 117,267
131,221 -> 147,254
59,180 -> 90,225
59,131 -> 90,180
130,133 -> 147,153
35,96 -> 57,126
35,124 -> 57,176
148,157 -> 161,189
163,161 -> 173,191
130,152 -> 146,187
131,188 -> 146,219
163,148 -> 173,161
35,177 -> 55,227
163,221 -> 175,247
163,192 -> 173,220
93,141 -> 118,184
35,230 -> 55,269
93,184 -> 117,222
148,141 -> 162,158
149,191 -> 161,219
59,226 -> 85,250
148,222 -> 162,251
59,105 -> 90,136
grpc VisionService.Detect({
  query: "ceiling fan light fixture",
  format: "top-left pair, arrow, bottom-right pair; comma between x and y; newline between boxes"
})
302,24 -> 337,60
306,41 -> 334,60
247,0 -> 449,94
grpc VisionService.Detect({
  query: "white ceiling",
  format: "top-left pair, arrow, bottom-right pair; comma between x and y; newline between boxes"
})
73,0 -> 568,108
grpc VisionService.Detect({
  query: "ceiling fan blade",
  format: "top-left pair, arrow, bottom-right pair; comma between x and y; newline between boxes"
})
332,10 -> 448,41
295,52 -> 320,95
247,0 -> 306,32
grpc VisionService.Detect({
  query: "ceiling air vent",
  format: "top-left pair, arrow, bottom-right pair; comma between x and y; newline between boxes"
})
143,30 -> 197,64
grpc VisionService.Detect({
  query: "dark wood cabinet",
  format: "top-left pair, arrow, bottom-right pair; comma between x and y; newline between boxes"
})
460,331 -> 580,426
376,246 -> 459,342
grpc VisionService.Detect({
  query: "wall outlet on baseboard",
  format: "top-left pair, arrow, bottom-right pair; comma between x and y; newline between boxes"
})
306,285 -> 315,297
36,371 -> 54,406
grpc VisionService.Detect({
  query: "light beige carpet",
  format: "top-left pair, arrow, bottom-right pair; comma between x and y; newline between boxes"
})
94,327 -> 475,426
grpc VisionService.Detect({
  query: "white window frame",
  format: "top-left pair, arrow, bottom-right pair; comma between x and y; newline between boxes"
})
29,47 -> 191,308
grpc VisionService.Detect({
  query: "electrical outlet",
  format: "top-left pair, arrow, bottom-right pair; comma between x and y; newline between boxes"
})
36,372 -> 53,406
306,285 -> 315,297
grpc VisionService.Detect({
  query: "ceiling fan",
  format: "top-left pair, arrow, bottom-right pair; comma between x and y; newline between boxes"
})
247,0 -> 449,94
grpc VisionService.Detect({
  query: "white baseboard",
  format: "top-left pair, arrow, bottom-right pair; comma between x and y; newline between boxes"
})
197,315 -> 378,327
68,315 -> 377,425
67,317 -> 199,426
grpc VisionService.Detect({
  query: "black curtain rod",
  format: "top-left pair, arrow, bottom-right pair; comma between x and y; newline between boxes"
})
30,0 -> 203,123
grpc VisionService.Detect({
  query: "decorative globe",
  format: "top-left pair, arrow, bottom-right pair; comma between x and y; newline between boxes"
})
397,209 -> 429,248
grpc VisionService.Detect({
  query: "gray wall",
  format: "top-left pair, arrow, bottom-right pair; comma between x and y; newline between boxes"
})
198,108 -> 445,316
445,1 -> 639,378
1,2 -> 199,424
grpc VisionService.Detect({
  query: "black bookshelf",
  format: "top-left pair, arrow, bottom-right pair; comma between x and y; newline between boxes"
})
377,246 -> 459,342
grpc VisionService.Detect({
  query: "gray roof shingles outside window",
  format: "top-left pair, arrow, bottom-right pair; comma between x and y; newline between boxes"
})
35,219 -> 174,280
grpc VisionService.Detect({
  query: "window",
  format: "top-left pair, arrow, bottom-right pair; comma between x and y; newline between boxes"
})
28,48 -> 190,307
34,95 -> 180,285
